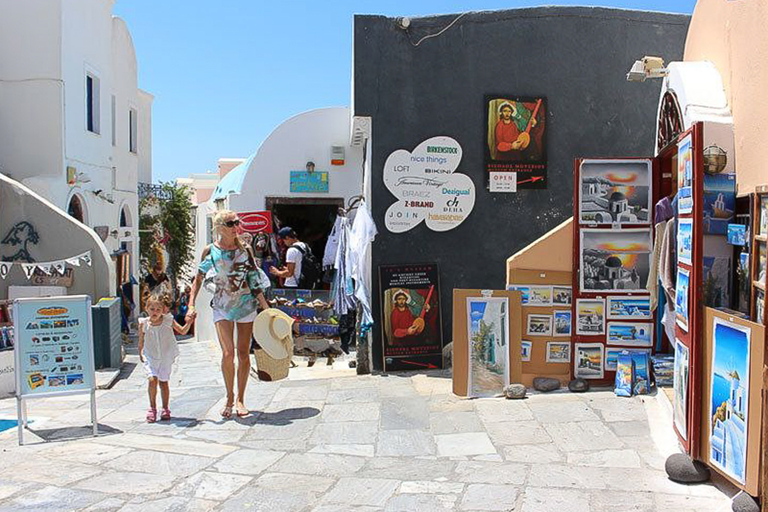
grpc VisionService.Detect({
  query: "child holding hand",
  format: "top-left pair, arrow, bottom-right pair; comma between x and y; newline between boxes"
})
138,291 -> 195,422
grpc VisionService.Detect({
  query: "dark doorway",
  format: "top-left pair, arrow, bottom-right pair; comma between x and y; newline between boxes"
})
267,197 -> 343,267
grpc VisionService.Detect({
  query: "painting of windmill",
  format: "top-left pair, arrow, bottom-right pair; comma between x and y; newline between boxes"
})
709,317 -> 751,484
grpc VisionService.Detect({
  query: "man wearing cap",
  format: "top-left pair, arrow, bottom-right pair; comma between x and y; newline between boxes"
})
269,227 -> 307,288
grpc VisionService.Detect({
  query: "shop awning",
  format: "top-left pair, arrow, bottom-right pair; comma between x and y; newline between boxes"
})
210,153 -> 256,202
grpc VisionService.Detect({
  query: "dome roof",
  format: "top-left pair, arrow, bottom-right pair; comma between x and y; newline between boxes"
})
605,256 -> 623,268
609,191 -> 626,201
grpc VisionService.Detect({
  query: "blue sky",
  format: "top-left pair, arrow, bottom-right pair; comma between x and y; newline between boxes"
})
113,0 -> 696,183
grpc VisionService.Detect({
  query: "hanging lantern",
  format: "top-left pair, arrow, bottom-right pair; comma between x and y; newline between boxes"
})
703,144 -> 727,175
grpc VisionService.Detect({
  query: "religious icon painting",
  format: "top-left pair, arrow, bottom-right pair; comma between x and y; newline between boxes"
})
484,96 -> 547,189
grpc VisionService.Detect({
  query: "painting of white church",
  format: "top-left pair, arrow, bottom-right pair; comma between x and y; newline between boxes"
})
709,317 -> 751,484
579,160 -> 652,225
580,229 -> 651,292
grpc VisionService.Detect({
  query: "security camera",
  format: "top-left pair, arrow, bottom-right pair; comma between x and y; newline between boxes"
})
627,56 -> 667,82
626,60 -> 647,82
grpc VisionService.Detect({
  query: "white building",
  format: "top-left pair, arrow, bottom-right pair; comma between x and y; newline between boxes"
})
0,0 -> 152,294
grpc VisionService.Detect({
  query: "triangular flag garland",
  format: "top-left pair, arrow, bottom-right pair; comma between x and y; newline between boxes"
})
0,251 -> 92,280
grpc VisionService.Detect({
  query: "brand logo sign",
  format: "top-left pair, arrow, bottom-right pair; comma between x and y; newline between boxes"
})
37,307 -> 68,316
237,211 -> 273,234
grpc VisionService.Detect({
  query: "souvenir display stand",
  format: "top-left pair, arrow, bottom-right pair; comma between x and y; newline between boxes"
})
268,289 -> 340,355
507,269 -> 572,386
452,289 -> 522,397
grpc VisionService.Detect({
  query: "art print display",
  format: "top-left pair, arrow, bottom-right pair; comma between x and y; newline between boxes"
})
678,219 -> 693,266
727,224 -> 747,246
553,310 -> 572,337
506,285 -> 530,304
380,264 -> 442,371
552,286 -> 572,306
709,317 -> 751,484
607,296 -> 651,320
676,267 -> 690,332
383,136 -> 475,233
528,286 -> 552,306
574,343 -> 604,379
632,351 -> 650,395
678,134 -> 693,214
521,341 -> 532,362
605,348 -> 650,371
674,340 -> 689,440
580,229 -> 651,292
467,297 -> 509,397
579,160 -> 652,224
607,322 -> 653,347
526,314 -> 552,336
614,351 -> 633,397
484,96 -> 547,189
546,341 -> 570,363
703,173 -> 736,235
576,299 -> 605,336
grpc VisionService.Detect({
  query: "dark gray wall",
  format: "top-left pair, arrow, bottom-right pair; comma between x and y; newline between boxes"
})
354,7 -> 689,371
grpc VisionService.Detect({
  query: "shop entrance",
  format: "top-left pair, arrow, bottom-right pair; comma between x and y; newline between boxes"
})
266,197 -> 344,267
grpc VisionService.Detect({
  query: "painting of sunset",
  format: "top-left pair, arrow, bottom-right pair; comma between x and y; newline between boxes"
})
580,229 -> 652,292
579,160 -> 652,224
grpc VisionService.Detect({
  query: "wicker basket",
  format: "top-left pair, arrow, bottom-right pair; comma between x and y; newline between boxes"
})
253,336 -> 293,381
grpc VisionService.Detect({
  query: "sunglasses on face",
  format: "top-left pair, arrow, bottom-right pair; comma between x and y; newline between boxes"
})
224,219 -> 240,228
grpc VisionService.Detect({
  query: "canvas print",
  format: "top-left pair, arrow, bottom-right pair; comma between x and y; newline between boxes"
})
521,341 -> 532,362
676,267 -> 690,332
727,224 -> 747,246
607,322 -> 653,347
678,218 -> 693,266
526,314 -> 552,336
574,343 -> 604,379
380,264 -> 442,371
579,160 -> 651,224
547,341 -> 571,363
632,351 -> 650,395
467,297 -> 509,397
709,317 -> 751,484
553,310 -> 572,337
576,299 -> 605,336
674,340 -> 690,441
485,96 -> 547,188
678,134 -> 693,214
606,348 -> 650,371
552,286 -> 572,305
703,173 -> 736,235
506,285 -> 530,304
528,286 -> 552,306
615,351 -> 633,396
607,296 -> 651,319
581,229 -> 652,292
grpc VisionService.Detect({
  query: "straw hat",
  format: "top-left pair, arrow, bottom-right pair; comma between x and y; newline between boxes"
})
252,308 -> 294,360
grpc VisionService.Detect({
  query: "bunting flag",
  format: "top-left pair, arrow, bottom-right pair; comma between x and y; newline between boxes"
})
0,251 -> 93,280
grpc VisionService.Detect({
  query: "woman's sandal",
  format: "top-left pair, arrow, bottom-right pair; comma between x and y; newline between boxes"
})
221,404 -> 234,419
236,404 -> 249,417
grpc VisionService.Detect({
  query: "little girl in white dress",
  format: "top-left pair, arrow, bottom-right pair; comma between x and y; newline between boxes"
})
139,291 -> 194,423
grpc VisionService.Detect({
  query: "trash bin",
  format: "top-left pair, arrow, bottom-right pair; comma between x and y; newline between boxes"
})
92,298 -> 123,369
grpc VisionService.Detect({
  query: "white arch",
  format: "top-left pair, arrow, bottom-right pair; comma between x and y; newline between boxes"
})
66,189 -> 89,225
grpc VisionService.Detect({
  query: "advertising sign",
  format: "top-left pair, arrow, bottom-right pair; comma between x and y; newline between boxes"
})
14,296 -> 94,396
489,172 -> 517,193
379,264 -> 443,371
290,171 -> 329,193
238,210 -> 273,234
484,96 -> 547,189
383,136 -> 475,233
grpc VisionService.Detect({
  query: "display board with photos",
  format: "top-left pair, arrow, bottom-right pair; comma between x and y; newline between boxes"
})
507,269 -> 573,387
572,158 -> 661,385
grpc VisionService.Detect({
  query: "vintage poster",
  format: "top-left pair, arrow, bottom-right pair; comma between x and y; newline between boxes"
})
678,218 -> 693,266
553,310 -> 572,337
676,267 -> 690,332
580,229 -> 652,292
466,297 -> 509,397
383,136 -> 475,233
574,343 -> 604,379
674,340 -> 690,441
546,341 -> 571,363
678,134 -> 693,214
379,264 -> 442,371
607,296 -> 651,320
709,317 -> 751,484
14,296 -> 95,396
576,298 -> 605,336
484,96 -> 547,189
607,322 -> 653,347
579,160 -> 652,224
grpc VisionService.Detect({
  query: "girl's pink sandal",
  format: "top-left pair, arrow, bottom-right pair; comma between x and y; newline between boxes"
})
146,408 -> 157,423
160,408 -> 171,421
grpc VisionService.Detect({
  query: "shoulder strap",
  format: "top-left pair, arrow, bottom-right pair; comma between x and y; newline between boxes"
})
291,243 -> 307,255
243,244 -> 258,269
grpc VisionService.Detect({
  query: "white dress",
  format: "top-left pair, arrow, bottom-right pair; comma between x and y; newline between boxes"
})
140,314 -> 179,381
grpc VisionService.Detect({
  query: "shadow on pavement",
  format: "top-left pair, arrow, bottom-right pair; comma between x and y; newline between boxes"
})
194,407 -> 321,428
26,423 -> 123,443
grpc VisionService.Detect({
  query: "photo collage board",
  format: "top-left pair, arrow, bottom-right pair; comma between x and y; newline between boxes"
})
572,158 -> 658,384
507,269 -> 573,386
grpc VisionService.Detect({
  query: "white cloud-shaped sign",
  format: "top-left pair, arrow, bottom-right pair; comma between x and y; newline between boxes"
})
384,136 -> 475,233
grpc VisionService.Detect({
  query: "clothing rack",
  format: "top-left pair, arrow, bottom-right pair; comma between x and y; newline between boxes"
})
338,195 -> 364,216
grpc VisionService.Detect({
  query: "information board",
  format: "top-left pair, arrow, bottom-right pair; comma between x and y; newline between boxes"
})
290,171 -> 329,193
14,295 -> 94,397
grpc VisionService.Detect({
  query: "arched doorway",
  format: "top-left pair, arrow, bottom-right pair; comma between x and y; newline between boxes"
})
120,204 -> 131,228
67,194 -> 87,224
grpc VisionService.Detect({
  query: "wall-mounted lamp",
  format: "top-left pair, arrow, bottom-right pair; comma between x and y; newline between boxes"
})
626,56 -> 667,82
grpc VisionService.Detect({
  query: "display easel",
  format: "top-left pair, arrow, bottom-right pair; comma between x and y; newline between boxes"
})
13,295 -> 97,445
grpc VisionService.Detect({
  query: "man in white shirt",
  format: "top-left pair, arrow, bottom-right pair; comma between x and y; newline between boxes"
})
269,227 -> 306,288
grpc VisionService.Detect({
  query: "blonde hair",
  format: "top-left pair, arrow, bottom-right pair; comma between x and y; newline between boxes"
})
213,209 -> 248,253
144,290 -> 172,311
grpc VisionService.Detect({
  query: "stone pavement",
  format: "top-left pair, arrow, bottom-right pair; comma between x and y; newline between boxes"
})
0,337 -> 737,511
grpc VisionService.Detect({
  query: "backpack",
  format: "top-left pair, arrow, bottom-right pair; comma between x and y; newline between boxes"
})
291,243 -> 322,290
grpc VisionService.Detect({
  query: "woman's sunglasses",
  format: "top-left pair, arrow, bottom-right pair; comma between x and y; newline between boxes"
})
224,219 -> 240,228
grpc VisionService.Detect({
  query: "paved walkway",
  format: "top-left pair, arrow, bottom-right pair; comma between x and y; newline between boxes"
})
0,337 -> 736,511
